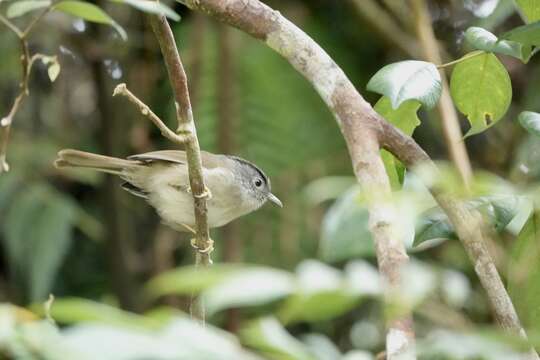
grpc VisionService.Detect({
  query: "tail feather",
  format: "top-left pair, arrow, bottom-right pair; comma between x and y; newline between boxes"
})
55,149 -> 140,175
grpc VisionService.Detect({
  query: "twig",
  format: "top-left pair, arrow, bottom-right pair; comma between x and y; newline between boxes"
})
410,0 -> 473,189
0,7 -> 52,173
436,51 -> 485,69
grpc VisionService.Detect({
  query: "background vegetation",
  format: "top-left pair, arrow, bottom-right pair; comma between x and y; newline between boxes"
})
1,0 -> 540,359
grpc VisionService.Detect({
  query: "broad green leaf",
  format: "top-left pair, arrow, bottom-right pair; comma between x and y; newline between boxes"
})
202,267 -> 295,315
374,97 -> 421,189
7,0 -> 51,18
502,20 -> 540,47
53,1 -> 127,40
515,0 -> 540,22
367,60 -> 442,109
518,111 -> 540,136
145,264 -> 242,298
240,317 -> 316,360
414,195 -> 521,248
34,297 -> 159,329
277,261 -> 360,324
319,186 -> 374,262
113,0 -> 179,21
508,211 -> 540,331
450,52 -> 512,136
465,26 -> 532,62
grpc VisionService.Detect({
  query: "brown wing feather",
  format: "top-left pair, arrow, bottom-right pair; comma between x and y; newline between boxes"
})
128,150 -> 223,168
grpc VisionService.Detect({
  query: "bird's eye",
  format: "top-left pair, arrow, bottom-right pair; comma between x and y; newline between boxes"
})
254,179 -> 263,187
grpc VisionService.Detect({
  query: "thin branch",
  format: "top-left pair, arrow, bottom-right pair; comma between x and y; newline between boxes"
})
410,0 -> 473,188
147,14 -> 212,321
178,0 -> 417,357
0,14 -> 23,37
436,51 -> 485,69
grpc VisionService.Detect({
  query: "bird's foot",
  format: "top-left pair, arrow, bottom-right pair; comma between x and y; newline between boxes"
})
190,237 -> 214,255
192,185 -> 212,200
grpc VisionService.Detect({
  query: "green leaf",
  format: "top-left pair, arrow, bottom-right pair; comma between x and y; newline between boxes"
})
450,52 -> 512,136
367,60 -> 442,109
374,97 -> 421,189
112,0 -> 180,21
240,317 -> 316,360
464,26 -> 532,62
414,195 -> 521,248
53,1 -> 127,40
518,111 -> 540,137
515,0 -> 540,22
34,297 -> 159,329
502,20 -> 540,47
319,186 -> 374,262
202,268 -> 295,315
39,55 -> 61,82
7,0 -> 51,18
508,211 -> 540,331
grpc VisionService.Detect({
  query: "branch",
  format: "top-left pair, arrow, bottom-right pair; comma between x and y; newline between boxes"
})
178,0 -> 536,355
411,0 -> 473,188
178,0 -> 416,357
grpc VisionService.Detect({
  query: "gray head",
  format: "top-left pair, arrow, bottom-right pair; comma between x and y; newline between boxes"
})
227,156 -> 282,208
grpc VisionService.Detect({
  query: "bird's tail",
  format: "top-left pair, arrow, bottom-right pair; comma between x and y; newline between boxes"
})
54,149 -> 141,175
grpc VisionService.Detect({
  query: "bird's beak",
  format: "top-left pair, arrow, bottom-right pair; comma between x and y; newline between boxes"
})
267,193 -> 283,208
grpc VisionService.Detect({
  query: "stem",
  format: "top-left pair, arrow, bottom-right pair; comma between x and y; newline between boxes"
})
411,0 -> 473,188
437,51 -> 485,69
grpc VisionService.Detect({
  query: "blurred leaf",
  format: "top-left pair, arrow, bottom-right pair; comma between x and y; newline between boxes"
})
519,111 -> 540,137
278,261 -> 360,324
145,264 -> 242,299
515,0 -> 540,22
374,97 -> 421,189
464,27 -> 532,62
53,1 -> 127,40
366,60 -> 442,109
7,0 -> 51,18
203,267 -> 295,315
302,176 -> 356,206
502,21 -> 540,47
39,55 -> 61,82
414,195 -> 521,248
319,186 -> 374,262
35,297 -> 159,329
450,52 -> 512,136
0,172 -> 23,212
301,334 -> 342,360
508,211 -> 540,330
112,0 -> 180,21
240,317 -> 316,360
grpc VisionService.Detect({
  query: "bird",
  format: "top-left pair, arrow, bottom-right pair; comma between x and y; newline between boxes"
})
55,149 -> 282,238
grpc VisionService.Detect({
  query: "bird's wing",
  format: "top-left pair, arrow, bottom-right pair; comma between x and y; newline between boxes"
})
128,150 -> 223,168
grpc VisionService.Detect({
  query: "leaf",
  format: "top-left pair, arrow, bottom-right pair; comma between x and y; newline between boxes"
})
277,261 -> 360,324
301,334 -> 342,360
35,297 -> 159,329
7,0 -> 51,18
518,111 -> 540,137
39,55 -> 61,82
53,1 -> 127,40
508,211 -> 540,331
319,186 -> 374,262
464,26 -> 532,62
450,52 -> 512,136
240,317 -> 316,360
366,60 -> 442,109
414,195 -> 521,248
515,0 -> 540,22
203,267 -> 295,315
113,0 -> 180,21
374,97 -> 421,189
502,20 -> 540,47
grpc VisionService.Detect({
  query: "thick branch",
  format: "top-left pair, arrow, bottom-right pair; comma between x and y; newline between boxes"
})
148,15 -> 211,269
179,0 -> 416,357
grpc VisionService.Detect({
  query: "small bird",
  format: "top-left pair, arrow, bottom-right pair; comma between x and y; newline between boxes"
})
55,149 -> 282,234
